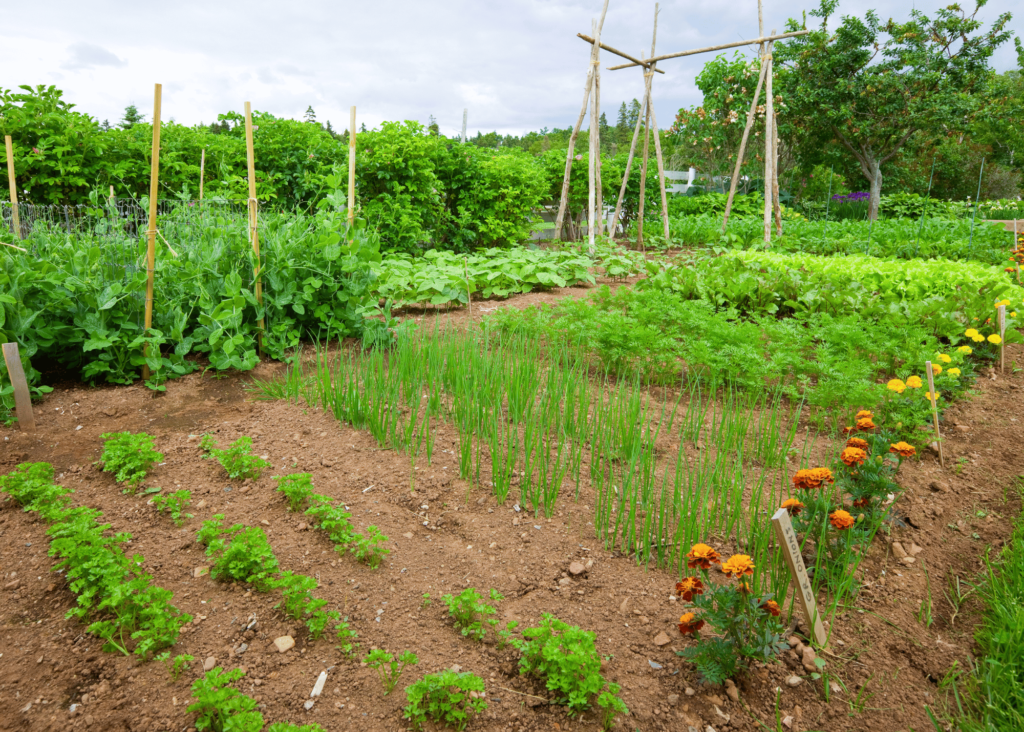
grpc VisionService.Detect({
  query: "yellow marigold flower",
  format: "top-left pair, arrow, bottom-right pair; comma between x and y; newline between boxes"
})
829,510 -> 855,530
781,498 -> 805,515
948,368 -> 961,377
1012,312 -> 1018,318
855,410 -> 873,420
925,391 -> 941,402
686,543 -> 721,570
887,378 -> 906,394
958,346 -> 972,355
932,364 -> 942,376
938,354 -> 952,363
972,334 -> 986,342
988,334 -> 1002,344
965,328 -> 979,338
906,375 -> 923,388
792,467 -> 834,490
889,441 -> 916,458
721,554 -> 755,579
678,612 -> 704,636
841,447 -> 868,467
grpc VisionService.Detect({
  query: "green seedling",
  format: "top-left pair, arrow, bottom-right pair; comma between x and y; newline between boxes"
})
188,667 -> 263,731
442,587 -> 501,642
200,435 -> 270,480
364,649 -> 418,695
403,670 -> 487,731
334,618 -> 359,657
274,473 -> 315,511
152,489 -> 193,526
351,525 -> 389,568
96,432 -> 163,491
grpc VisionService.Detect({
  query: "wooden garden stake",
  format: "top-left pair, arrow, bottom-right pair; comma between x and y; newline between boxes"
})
243,102 -> 265,355
605,29 -> 810,70
588,18 -> 599,253
763,35 -> 775,244
610,73 -> 652,237
142,84 -> 162,381
348,106 -> 357,227
461,108 -> 468,144
199,148 -> 206,201
998,304 -> 1006,373
2,343 -> 35,433
721,54 -> 769,231
5,135 -> 21,240
925,360 -> 944,467
109,185 -> 115,206
771,508 -> 827,646
637,99 -> 651,252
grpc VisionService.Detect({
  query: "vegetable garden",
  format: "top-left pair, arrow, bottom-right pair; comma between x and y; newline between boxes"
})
3,1 -> 1024,730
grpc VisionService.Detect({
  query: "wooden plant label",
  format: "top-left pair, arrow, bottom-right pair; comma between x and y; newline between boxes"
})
771,507 -> 827,647
925,360 -> 944,466
2,342 -> 35,433
998,304 -> 1006,373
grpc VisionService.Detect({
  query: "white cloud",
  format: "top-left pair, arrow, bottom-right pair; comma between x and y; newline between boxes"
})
61,42 -> 126,70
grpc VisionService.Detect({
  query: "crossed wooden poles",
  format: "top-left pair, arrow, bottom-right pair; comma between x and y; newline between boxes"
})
555,2 -> 808,248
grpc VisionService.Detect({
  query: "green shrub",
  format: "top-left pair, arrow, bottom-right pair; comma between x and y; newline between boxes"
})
403,669 -> 488,731
96,432 -> 163,490
152,489 -> 193,526
200,435 -> 270,480
365,649 -> 418,694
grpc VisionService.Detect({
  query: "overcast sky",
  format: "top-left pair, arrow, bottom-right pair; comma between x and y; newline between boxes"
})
2,0 -> 1020,138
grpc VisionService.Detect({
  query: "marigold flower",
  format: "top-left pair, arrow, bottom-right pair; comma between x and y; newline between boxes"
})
906,375 -> 923,388
948,367 -> 961,377
932,364 -> 942,376
887,378 -> 906,394
841,447 -> 868,467
781,498 -> 804,515
856,417 -> 876,432
925,391 -> 941,402
845,437 -> 869,450
792,467 -> 834,490
972,334 -> 985,342
675,576 -> 705,602
888,441 -> 916,458
965,328 -> 979,338
855,410 -> 873,420
938,354 -> 951,364
957,346 -> 972,355
678,612 -> 705,636
829,509 -> 855,530
760,599 -> 781,617
721,554 -> 755,579
686,543 -> 721,569
852,497 -> 870,508
988,334 -> 1002,344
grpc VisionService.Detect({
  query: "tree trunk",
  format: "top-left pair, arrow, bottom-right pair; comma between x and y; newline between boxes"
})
867,160 -> 882,221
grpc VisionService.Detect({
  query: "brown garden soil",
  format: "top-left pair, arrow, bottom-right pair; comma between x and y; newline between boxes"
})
2,279 -> 1023,732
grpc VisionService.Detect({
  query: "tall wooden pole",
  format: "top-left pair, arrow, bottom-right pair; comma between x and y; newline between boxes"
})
244,102 -> 264,355
637,99 -> 652,252
461,108 -> 468,144
721,59 -> 769,230
647,3 -> 669,242
142,84 -> 162,381
348,106 -> 357,227
588,18 -> 602,252
763,35 -> 775,244
199,148 -> 206,201
772,106 -> 782,235
611,80 -> 651,237
554,0 -> 610,242
4,136 -> 20,240
594,44 -> 604,238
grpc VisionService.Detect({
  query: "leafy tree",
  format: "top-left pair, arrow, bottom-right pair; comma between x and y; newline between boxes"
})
120,104 -> 145,129
304,106 -> 316,123
776,0 -> 1014,219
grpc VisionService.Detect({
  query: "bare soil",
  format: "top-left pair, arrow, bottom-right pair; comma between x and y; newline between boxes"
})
2,282 -> 1023,732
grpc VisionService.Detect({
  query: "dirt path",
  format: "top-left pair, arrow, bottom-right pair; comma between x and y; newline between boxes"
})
1,295 -> 1022,732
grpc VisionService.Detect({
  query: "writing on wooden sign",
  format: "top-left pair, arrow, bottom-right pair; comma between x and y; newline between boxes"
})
771,507 -> 827,647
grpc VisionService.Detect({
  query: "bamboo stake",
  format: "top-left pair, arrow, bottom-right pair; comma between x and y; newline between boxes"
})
772,92 -> 782,234
109,185 -> 115,206
348,106 -> 357,227
721,58 -> 769,231
610,83 -> 650,238
244,101 -> 264,356
461,109 -> 468,144
199,148 -> 206,201
925,360 -> 944,467
554,0 -> 610,242
2,343 -> 35,433
607,30 -> 810,69
763,36 -> 775,244
647,3 -> 669,243
594,39 -> 604,239
576,34 -> 665,73
588,18 -> 599,253
4,135 -> 21,240
999,304 -> 1006,373
637,100 -> 652,252
142,84 -> 162,381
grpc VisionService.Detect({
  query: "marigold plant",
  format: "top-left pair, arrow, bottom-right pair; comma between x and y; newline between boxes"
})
906,375 -> 923,388
829,510 -> 855,530
889,442 -> 916,458
686,543 -> 721,569
845,437 -> 869,450
840,447 -> 868,467
886,378 -> 906,394
792,467 -> 834,490
721,554 -> 755,579
781,498 -> 804,515
675,576 -> 705,602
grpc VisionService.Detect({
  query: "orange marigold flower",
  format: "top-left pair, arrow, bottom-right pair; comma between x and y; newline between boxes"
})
855,410 -> 873,420
686,543 -> 721,570
760,599 -> 781,617
781,498 -> 804,515
721,554 -> 755,579
678,612 -> 705,636
889,441 -> 916,458
841,447 -> 868,467
845,437 -> 869,450
792,467 -> 834,490
829,509 -> 855,530
856,417 -> 877,432
675,576 -> 705,602
737,580 -> 752,594
852,497 -> 870,508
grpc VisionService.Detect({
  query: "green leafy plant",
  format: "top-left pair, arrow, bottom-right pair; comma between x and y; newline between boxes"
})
351,525 -> 389,568
197,516 -> 280,589
403,670 -> 487,731
597,683 -> 629,731
265,724 -> 327,732
96,432 -> 163,490
364,649 -> 418,695
421,592 -> 431,607
200,435 -> 271,480
274,473 -> 314,511
152,489 -> 193,526
157,652 -> 194,682
188,667 -> 263,732
442,587 -> 502,642
304,494 -> 355,547
334,618 -> 359,657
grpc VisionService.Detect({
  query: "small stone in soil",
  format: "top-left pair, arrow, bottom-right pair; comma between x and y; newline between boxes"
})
274,636 -> 295,653
653,631 -> 671,647
685,687 -> 696,696
568,561 -> 586,576
786,675 -> 804,687
203,656 -> 216,672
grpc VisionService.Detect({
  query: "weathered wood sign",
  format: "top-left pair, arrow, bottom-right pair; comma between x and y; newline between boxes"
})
771,507 -> 827,646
